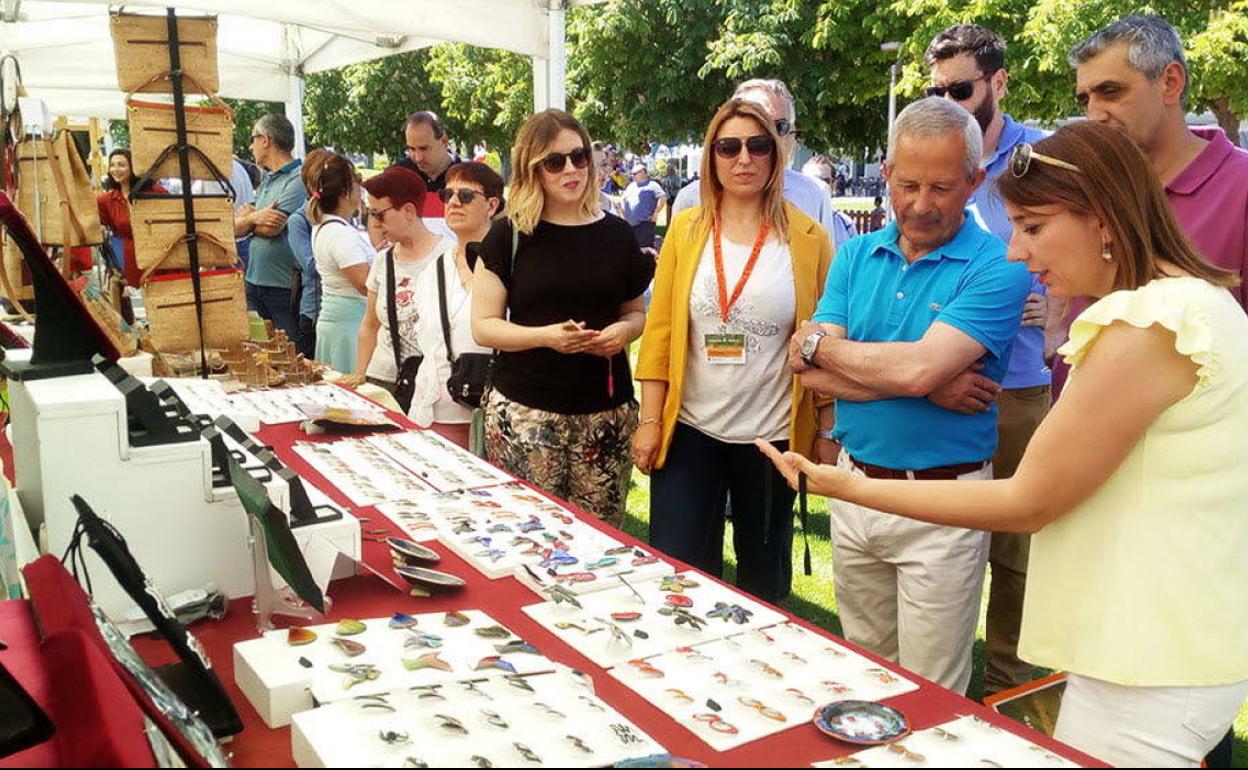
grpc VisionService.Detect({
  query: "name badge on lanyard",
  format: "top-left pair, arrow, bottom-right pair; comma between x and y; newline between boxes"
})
706,214 -> 770,366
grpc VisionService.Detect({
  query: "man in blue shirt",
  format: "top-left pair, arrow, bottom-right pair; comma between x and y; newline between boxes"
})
235,114 -> 306,346
791,97 -> 1030,693
621,163 -> 667,249
925,24 -> 1051,697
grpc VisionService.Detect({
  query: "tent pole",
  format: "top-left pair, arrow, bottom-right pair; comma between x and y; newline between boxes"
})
285,71 -> 306,158
547,0 -> 566,110
531,56 -> 549,113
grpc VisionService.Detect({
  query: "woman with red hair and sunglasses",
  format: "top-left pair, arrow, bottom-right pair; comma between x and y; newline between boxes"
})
634,98 -> 834,604
471,109 -> 654,526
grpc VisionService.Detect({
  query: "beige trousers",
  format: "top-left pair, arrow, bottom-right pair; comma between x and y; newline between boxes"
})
829,451 -> 991,694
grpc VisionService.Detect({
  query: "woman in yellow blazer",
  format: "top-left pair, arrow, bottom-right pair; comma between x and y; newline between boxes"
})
632,98 -> 834,604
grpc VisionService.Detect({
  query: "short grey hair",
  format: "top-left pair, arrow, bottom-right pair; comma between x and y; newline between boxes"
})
734,78 -> 797,124
887,97 -> 982,179
1069,14 -> 1188,103
254,113 -> 295,153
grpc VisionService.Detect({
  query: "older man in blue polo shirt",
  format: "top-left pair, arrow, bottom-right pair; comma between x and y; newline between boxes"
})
791,97 -> 1030,693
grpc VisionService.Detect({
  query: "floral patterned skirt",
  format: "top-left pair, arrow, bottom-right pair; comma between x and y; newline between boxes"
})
482,388 -> 637,526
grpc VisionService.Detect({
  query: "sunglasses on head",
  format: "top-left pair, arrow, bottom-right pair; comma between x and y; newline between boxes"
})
538,147 -> 592,174
924,72 -> 994,101
712,135 -> 776,160
1009,143 -> 1083,178
438,187 -> 488,205
774,119 -> 795,137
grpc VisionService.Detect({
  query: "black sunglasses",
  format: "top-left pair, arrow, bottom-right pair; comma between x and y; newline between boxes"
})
712,135 -> 776,160
538,147 -> 592,174
438,187 -> 489,205
924,72 -> 994,101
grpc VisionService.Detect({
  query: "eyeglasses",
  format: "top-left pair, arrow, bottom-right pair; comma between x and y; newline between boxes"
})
1009,143 -> 1083,178
711,135 -> 776,160
250,133 -> 265,142
925,72 -> 995,100
438,187 -> 488,205
537,147 -> 592,174
367,205 -> 396,219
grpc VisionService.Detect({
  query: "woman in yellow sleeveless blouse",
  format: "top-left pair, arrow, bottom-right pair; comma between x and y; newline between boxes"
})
759,121 -> 1248,767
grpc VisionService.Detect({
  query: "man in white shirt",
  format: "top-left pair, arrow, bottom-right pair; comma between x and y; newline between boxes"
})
672,78 -> 842,249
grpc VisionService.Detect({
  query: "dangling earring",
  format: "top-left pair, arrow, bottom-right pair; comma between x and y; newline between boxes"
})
1101,243 -> 1114,262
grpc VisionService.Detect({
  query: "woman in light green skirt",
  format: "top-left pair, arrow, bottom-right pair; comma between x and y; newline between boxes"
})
310,153 -> 373,373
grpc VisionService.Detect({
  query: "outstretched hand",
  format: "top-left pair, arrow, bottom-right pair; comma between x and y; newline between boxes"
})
754,439 -> 854,499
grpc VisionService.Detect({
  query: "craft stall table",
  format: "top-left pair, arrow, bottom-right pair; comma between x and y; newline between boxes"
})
0,386 -> 1105,768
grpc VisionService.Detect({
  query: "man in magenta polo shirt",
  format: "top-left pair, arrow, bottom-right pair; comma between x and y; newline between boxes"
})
1048,14 -> 1248,396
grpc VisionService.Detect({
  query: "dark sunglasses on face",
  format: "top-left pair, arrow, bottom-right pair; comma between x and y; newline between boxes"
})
712,135 -> 776,160
924,72 -> 994,101
438,187 -> 488,205
538,147 -> 592,174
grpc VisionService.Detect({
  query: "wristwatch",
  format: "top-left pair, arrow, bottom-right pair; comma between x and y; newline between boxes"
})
800,330 -> 828,367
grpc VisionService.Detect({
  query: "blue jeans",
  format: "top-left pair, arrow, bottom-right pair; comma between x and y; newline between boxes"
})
648,422 -> 795,603
245,282 -> 301,348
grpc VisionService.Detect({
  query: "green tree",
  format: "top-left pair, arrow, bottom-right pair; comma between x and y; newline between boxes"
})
425,44 -> 532,152
225,98 -> 285,158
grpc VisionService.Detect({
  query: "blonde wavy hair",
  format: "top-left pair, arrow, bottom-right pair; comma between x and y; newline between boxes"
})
696,98 -> 789,242
507,109 -> 601,235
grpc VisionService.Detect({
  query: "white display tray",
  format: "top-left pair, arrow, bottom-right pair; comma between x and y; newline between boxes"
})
365,430 -> 514,493
812,714 -> 1084,768
610,622 -> 919,752
522,571 -> 787,669
234,609 -> 555,728
290,668 -> 667,768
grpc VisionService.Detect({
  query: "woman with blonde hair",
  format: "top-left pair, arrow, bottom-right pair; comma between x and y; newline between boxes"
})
472,109 -> 653,525
633,98 -> 834,603
760,121 -> 1248,766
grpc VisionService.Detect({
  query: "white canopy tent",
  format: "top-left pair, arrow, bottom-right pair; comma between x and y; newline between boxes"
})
1,0 -> 585,154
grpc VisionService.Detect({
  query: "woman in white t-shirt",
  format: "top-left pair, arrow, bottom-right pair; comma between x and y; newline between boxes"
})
310,154 -> 373,374
408,162 -> 503,447
633,98 -> 834,604
356,166 -> 455,406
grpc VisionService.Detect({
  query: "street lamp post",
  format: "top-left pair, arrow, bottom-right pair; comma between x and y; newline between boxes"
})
880,41 -> 900,221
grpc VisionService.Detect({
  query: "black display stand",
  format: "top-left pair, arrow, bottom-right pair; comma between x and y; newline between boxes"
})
93,356 -> 199,447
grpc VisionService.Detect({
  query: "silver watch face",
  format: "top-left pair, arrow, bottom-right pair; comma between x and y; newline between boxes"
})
802,333 -> 822,360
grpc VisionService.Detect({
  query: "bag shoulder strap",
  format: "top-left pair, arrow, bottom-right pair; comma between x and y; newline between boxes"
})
384,246 -> 403,375
436,254 -> 454,364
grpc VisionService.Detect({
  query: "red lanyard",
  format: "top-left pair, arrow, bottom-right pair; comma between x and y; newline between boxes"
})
712,214 -> 771,324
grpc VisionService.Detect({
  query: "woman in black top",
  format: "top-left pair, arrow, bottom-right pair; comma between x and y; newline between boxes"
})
472,110 -> 653,525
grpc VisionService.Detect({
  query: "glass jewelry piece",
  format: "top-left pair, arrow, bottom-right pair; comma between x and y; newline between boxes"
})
474,625 -> 512,639
585,557 -> 618,570
494,640 -> 540,656
707,602 -> 753,624
538,549 -> 578,569
556,571 -> 597,584
298,656 -> 313,668
504,674 -> 535,692
565,735 -> 594,754
379,729 -> 410,745
336,619 -> 367,636
627,659 -> 664,678
782,651 -> 808,665
693,713 -> 739,735
865,667 -> 899,684
402,759 -> 428,768
821,680 -> 852,695
403,652 -> 453,672
931,726 -> 961,741
659,574 -> 699,593
535,702 -> 565,719
332,637 -> 367,657
887,742 -> 925,762
404,632 -> 444,649
331,663 -> 381,689
611,724 -> 643,745
487,523 -> 512,533
664,594 -> 694,609
517,518 -> 545,534
471,757 -> 492,769
632,555 -> 660,566
409,685 -> 446,700
435,713 -> 469,735
785,687 -> 815,705
545,584 -> 583,609
287,626 -> 317,646
389,613 -> 419,629
444,611 -> 471,627
474,656 -> 517,673
750,659 -> 784,678
480,708 -> 510,728
666,688 -> 695,703
578,695 -> 606,712
676,646 -> 713,663
634,629 -> 650,639
513,743 -> 541,763
739,696 -> 787,722
611,612 -> 642,622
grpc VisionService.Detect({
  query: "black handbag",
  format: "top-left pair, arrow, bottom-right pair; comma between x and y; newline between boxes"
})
385,245 -> 423,412
437,254 -> 491,408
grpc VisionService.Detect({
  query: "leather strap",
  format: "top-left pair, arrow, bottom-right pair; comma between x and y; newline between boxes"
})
436,254 -> 454,364
43,136 -> 89,267
384,245 -> 403,376
849,454 -> 987,481
139,230 -> 233,284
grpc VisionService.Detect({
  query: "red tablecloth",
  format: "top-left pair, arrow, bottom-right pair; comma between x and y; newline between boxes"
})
0,392 -> 1105,767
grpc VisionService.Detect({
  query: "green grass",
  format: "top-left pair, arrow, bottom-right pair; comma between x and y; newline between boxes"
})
621,471 -> 1247,765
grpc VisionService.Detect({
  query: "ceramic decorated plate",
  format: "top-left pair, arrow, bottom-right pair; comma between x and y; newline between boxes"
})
394,565 -> 467,591
813,700 -> 910,745
386,537 -> 441,565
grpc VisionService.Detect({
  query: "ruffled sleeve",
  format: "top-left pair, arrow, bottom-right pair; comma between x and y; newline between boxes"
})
1059,279 -> 1219,388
